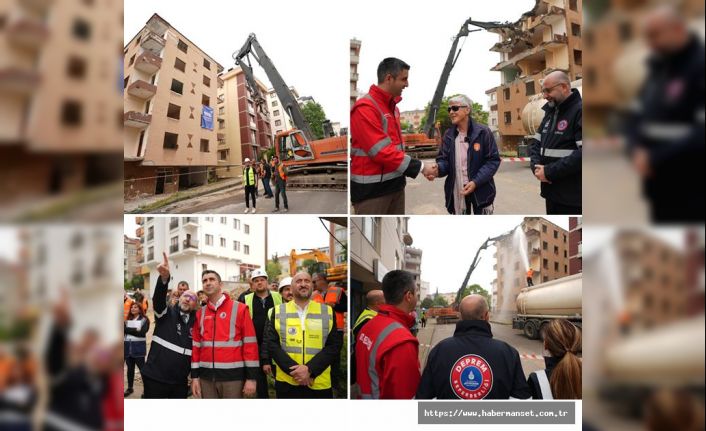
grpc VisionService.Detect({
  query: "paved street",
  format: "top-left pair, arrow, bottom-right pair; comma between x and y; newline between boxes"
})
417,320 -> 545,378
154,186 -> 347,214
405,159 -> 544,215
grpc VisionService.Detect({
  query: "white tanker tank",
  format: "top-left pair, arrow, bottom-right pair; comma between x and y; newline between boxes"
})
512,273 -> 582,339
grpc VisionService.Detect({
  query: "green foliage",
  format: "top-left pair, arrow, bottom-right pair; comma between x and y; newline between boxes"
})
300,101 -> 328,140
266,253 -> 282,280
419,96 -> 491,134
421,296 -> 434,309
301,258 -> 318,275
460,284 -> 492,305
125,275 -> 144,290
400,120 -> 414,134
432,294 -> 449,307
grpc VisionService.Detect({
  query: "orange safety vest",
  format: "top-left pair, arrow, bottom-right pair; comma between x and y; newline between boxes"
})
527,269 -> 534,278
312,290 -> 325,304
324,285 -> 345,330
277,164 -> 287,181
124,298 -> 133,320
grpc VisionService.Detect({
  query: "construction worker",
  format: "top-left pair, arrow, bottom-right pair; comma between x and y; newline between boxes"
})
311,273 -> 326,304
526,268 -> 534,287
123,292 -> 133,321
264,272 -> 342,398
191,269 -> 259,399
272,155 -> 289,213
416,295 -> 531,399
356,270 -> 420,399
350,289 -> 385,385
350,57 -> 437,214
141,253 -> 198,399
529,70 -> 582,215
243,158 -> 258,214
316,273 -> 347,397
239,269 -> 282,399
626,5 -> 705,222
278,276 -> 293,302
259,159 -> 274,199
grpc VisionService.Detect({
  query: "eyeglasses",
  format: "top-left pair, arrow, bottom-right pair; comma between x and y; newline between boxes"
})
447,105 -> 468,112
541,83 -> 563,94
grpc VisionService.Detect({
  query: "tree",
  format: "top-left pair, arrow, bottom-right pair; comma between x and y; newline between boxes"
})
421,296 -> 434,309
432,295 -> 448,307
300,101 -> 328,140
266,253 -> 282,281
460,284 -> 491,305
419,96 -> 491,133
125,274 -> 143,291
301,259 -> 319,276
400,120 -> 414,134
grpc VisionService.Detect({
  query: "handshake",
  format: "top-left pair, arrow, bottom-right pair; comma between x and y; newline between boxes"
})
422,162 -> 439,181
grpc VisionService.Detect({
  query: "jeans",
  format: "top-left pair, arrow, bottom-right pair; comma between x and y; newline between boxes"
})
275,181 -> 288,209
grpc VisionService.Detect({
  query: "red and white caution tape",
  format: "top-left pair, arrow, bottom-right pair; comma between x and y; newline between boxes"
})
519,353 -> 543,360
501,157 -> 529,162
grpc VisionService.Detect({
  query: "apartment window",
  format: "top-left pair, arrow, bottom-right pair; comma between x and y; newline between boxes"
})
233,241 -> 240,251
148,247 -> 154,261
163,132 -> 178,149
205,217 -> 213,222
169,217 -> 179,229
543,258 -> 548,269
203,58 -> 211,70
554,261 -> 559,271
275,119 -> 282,127
525,81 -> 535,96
73,18 -> 91,40
542,241 -> 548,250
218,119 -> 225,130
273,109 -> 280,116
203,75 -> 211,87
362,217 -> 377,247
200,139 -> 210,152
563,234 -> 567,243
542,224 -> 547,233
61,101 -> 83,126
123,76 -> 130,89
573,49 -> 582,65
220,238 -> 226,247
147,226 -> 154,240
503,88 -> 510,100
564,250 -> 568,258
244,245 -> 250,255
244,224 -> 250,234
503,112 -> 511,124
128,54 -> 136,66
220,217 -> 227,224
171,79 -> 184,95
170,236 -> 179,253
219,107 -> 225,115
202,94 -> 210,107
234,219 -> 241,230
177,39 -> 188,53
205,234 -> 213,246
202,264 -> 208,272
569,0 -> 577,11
571,23 -> 581,37
564,264 -> 568,273
174,58 -> 186,72
554,230 -> 559,239
167,103 -> 181,120
272,100 -> 278,107
554,245 -> 559,255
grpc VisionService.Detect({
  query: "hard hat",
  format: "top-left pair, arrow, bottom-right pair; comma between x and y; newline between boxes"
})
278,276 -> 292,289
250,269 -> 268,281
244,158 -> 251,163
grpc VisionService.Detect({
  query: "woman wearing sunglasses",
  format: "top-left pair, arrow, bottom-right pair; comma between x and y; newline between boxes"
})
434,94 -> 501,215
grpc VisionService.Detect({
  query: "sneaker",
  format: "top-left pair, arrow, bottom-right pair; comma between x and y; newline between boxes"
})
124,388 -> 134,397
251,208 -> 257,214
283,208 -> 289,213
273,208 -> 280,212
244,208 -> 250,214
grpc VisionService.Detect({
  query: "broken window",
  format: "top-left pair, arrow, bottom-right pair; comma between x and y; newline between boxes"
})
174,58 -> 186,72
573,49 -> 582,65
167,103 -> 181,120
525,81 -> 535,96
73,18 -> 91,40
503,112 -> 511,124
163,132 -> 178,149
503,88 -> 510,100
200,139 -> 209,152
203,75 -> 211,87
571,23 -> 581,37
202,94 -> 210,107
171,79 -> 184,95
569,0 -> 577,11
61,101 -> 82,126
203,58 -> 211,70
177,39 -> 188,53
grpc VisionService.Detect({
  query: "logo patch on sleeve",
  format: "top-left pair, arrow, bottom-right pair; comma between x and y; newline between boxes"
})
557,120 -> 568,131
449,354 -> 493,399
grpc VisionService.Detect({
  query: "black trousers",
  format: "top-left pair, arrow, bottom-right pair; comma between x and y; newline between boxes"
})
255,368 -> 269,399
245,185 -> 257,208
125,357 -> 145,390
275,181 -> 288,209
527,277 -> 534,286
274,381 -> 333,399
545,200 -> 581,215
142,375 -> 189,399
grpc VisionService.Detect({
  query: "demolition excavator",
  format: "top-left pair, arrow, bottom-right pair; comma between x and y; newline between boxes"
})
234,34 -> 347,189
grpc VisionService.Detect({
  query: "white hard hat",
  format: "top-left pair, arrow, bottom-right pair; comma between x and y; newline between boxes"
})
250,268 -> 268,281
278,276 -> 292,289
244,158 -> 251,163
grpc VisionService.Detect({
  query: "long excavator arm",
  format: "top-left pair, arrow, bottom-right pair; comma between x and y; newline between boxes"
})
454,232 -> 507,306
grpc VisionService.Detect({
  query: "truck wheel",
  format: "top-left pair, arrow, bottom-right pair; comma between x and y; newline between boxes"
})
524,321 -> 539,339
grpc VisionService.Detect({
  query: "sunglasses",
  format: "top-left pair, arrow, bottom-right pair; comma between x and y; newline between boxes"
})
447,105 -> 468,112
541,83 -> 563,94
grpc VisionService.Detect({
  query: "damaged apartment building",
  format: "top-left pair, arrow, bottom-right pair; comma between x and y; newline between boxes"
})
487,0 -> 583,151
123,14 -> 223,200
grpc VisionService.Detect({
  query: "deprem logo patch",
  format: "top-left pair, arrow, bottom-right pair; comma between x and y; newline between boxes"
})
449,354 -> 493,399
557,120 -> 568,131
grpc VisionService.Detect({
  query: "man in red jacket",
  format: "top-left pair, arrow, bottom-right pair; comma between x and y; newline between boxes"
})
191,269 -> 259,399
355,270 -> 420,399
351,57 -> 437,214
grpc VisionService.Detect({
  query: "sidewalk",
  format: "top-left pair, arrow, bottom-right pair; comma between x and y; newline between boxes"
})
124,178 -> 242,213
417,321 -> 436,369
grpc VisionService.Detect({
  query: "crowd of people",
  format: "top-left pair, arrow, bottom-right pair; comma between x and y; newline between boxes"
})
353,269 -> 582,400
123,252 -> 346,399
242,156 -> 290,214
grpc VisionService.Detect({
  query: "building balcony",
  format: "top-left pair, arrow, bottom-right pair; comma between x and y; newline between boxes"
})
217,77 -> 224,88
134,51 -> 162,75
350,54 -> 360,64
127,80 -> 157,100
0,67 -> 40,95
526,228 -> 540,237
124,111 -> 152,129
140,31 -> 165,54
136,227 -> 144,237
183,217 -> 199,228
182,239 -> 199,253
146,14 -> 168,36
18,0 -> 54,12
351,72 -> 359,82
541,33 -> 568,50
5,16 -> 49,51
530,247 -> 541,255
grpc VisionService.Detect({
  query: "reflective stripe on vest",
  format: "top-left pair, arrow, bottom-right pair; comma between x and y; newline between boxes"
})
193,361 -> 260,369
641,123 -> 692,140
353,308 -> 378,333
325,286 -> 343,305
153,335 -> 192,356
365,321 -> 404,399
273,301 -> 333,390
536,370 -> 554,400
244,292 -> 283,318
541,148 -> 575,158
124,334 -> 146,342
350,155 -> 411,184
243,167 -> 256,186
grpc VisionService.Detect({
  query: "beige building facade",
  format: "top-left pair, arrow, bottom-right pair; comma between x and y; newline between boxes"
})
350,38 -> 361,107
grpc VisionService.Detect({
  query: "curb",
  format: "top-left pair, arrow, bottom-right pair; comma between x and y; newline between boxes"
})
128,179 -> 243,213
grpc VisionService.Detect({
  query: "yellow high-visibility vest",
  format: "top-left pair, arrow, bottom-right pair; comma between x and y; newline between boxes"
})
353,308 -> 378,333
243,167 -> 256,186
272,300 -> 334,390
244,291 -> 282,318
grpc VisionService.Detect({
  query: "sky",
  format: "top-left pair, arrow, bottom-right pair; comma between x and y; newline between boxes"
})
123,215 -> 331,258
124,0 -> 349,128
350,0 -> 535,112
408,216 -> 570,294
0,228 -> 19,263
